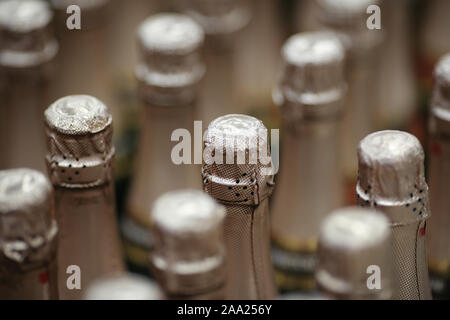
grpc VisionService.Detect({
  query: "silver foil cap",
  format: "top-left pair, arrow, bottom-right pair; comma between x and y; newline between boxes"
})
0,168 -> 57,272
136,13 -> 205,105
316,207 -> 393,299
202,114 -> 274,205
150,190 -> 226,296
276,31 -> 346,120
178,0 -> 251,36
0,0 -> 58,68
84,273 -> 163,300
44,95 -> 115,188
431,53 -> 450,135
357,130 -> 428,211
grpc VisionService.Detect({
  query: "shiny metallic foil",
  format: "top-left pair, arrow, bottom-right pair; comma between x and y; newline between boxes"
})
124,14 -> 205,271
317,207 -> 393,300
150,190 -> 226,299
0,169 -> 58,299
427,53 -> 450,299
270,32 -> 346,292
0,0 -> 58,173
203,114 -> 277,299
45,95 -> 124,299
356,130 -> 432,300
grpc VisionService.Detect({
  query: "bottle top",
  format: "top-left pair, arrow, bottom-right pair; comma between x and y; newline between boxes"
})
150,190 -> 226,296
202,114 -> 274,205
276,31 -> 345,119
431,53 -> 450,121
357,130 -> 426,204
84,273 -> 163,300
315,0 -> 383,52
0,0 -> 57,68
136,13 -> 205,91
152,189 -> 225,235
317,207 -> 393,299
179,0 -> 251,36
44,95 -> 114,188
0,168 -> 57,271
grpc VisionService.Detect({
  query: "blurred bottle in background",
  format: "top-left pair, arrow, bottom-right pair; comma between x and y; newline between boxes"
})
123,13 -> 205,274
270,32 -> 346,293
427,53 -> 450,299
357,130 -> 432,299
376,0 -> 417,132
233,0 -> 284,127
203,114 -> 277,299
150,190 -> 226,299
45,95 -> 124,299
176,0 -> 252,124
0,0 -> 58,173
84,273 -> 163,300
316,207 -> 394,300
0,169 -> 58,300
313,0 -> 384,204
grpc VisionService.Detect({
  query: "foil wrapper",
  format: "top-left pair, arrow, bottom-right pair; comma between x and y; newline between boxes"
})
0,0 -> 58,68
45,95 -> 124,299
84,273 -> 163,300
356,130 -> 432,300
271,31 -> 345,291
150,190 -> 226,299
44,95 -> 115,188
428,53 -> 450,298
0,168 -> 58,299
317,207 -> 393,300
125,13 -> 205,268
136,13 -> 205,106
202,114 -> 276,299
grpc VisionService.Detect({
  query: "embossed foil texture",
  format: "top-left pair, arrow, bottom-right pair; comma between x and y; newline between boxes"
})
356,130 -> 432,300
202,114 -> 277,299
45,95 -> 124,300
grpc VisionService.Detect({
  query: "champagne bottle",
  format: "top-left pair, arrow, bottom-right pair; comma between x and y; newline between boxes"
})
0,168 -> 58,300
0,0 -> 58,172
271,31 -> 346,292
177,0 -> 252,124
150,190 -> 226,299
427,53 -> 450,299
317,207 -> 393,300
314,0 -> 384,203
44,95 -> 124,299
202,114 -> 277,299
356,130 -> 432,300
123,13 -> 205,273
84,273 -> 163,300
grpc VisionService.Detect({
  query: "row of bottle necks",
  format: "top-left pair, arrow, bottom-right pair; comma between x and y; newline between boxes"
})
1,0 -> 450,300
